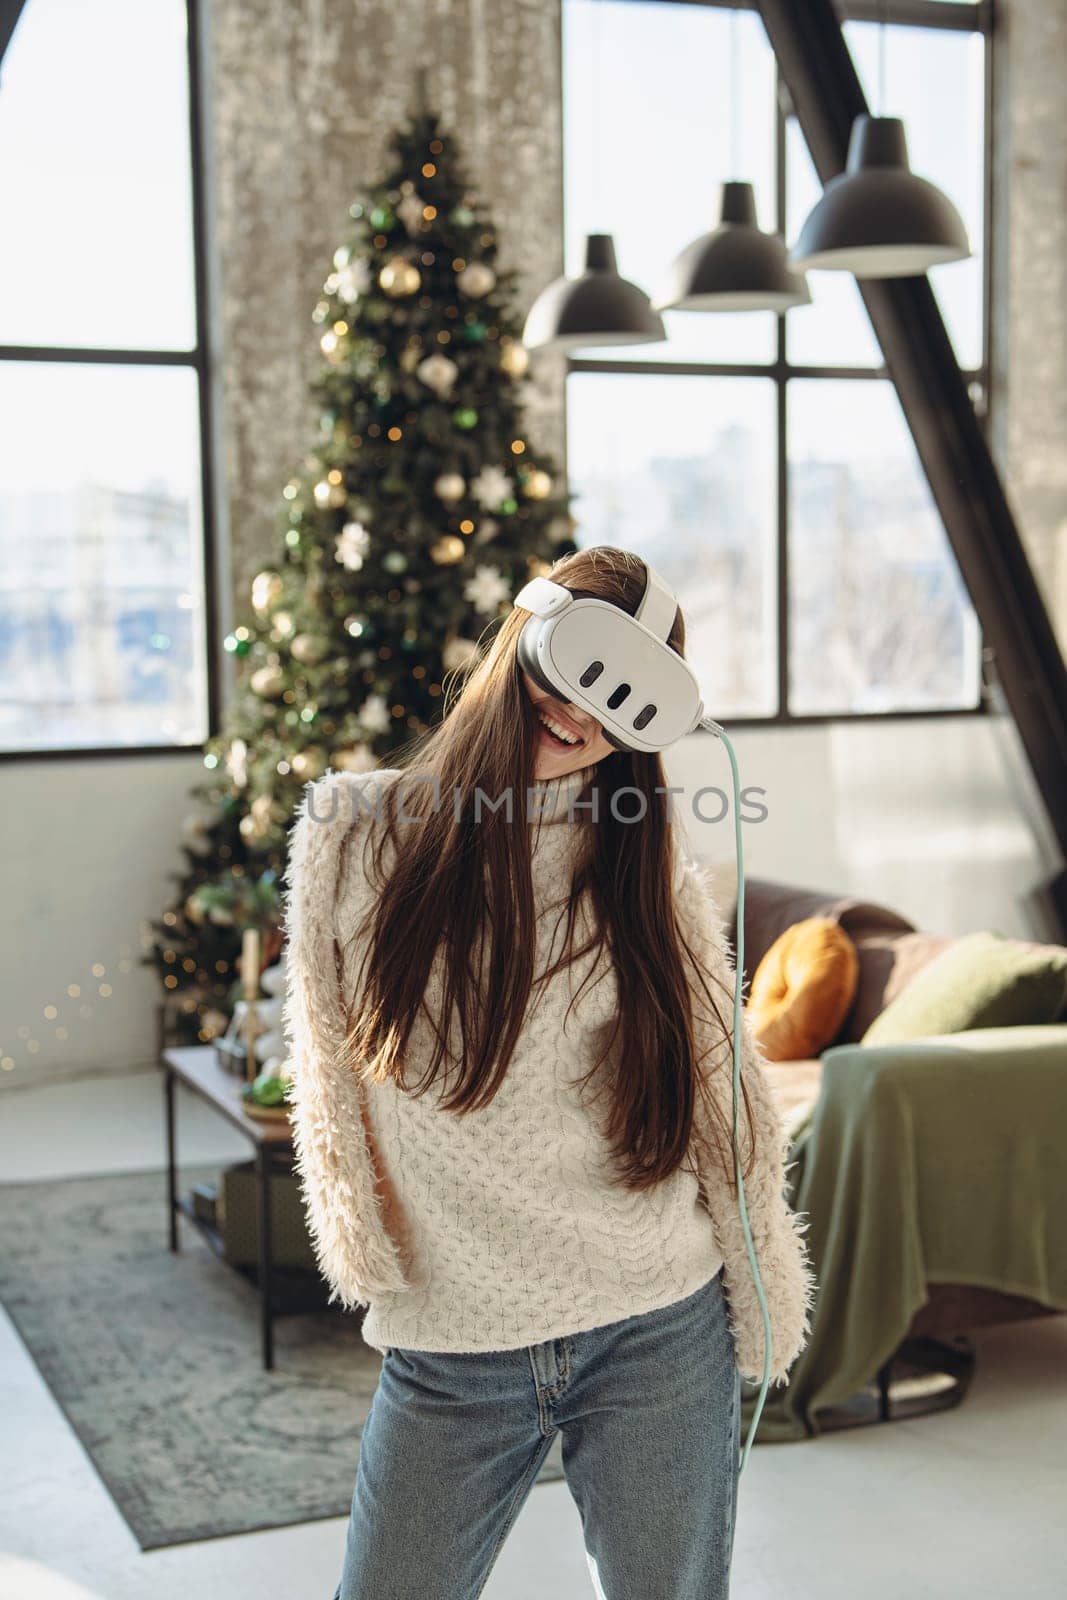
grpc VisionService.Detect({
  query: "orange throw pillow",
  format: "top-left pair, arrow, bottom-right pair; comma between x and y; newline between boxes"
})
746,917 -> 860,1062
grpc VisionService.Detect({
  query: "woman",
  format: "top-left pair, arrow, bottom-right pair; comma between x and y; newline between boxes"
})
281,546 -> 815,1600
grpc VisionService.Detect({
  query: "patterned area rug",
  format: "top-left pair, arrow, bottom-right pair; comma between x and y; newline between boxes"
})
0,1165 -> 564,1551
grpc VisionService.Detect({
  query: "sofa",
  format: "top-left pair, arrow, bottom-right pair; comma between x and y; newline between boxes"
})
720,875 -> 1067,1436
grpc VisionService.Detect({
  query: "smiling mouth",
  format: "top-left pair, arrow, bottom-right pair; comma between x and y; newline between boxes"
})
537,707 -> 586,749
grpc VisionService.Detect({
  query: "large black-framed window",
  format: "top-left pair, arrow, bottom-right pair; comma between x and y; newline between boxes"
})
562,0 -> 992,724
0,0 -> 219,762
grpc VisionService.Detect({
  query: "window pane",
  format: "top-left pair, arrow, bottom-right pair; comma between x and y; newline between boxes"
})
788,379 -> 981,714
0,0 -> 196,350
563,0 -> 777,366
787,23 -> 985,371
0,363 -> 209,751
566,372 -> 777,717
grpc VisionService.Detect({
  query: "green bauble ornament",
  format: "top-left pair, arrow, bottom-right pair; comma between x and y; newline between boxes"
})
464,322 -> 488,344
452,206 -> 475,227
233,638 -> 251,657
501,496 -> 518,514
369,206 -> 394,229
453,407 -> 479,430
382,550 -> 408,574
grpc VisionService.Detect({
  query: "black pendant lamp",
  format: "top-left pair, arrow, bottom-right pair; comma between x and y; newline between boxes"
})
790,114 -> 971,279
522,233 -> 666,351
652,181 -> 810,313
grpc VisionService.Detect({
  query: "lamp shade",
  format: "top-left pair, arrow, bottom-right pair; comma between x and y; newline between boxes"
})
651,182 -> 811,313
522,233 -> 666,351
790,115 -> 971,278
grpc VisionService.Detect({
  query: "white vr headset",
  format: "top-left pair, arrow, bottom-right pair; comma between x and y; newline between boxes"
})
513,562 -> 705,755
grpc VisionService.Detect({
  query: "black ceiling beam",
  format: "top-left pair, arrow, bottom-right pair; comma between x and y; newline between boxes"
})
757,0 -> 1067,938
0,1 -> 28,80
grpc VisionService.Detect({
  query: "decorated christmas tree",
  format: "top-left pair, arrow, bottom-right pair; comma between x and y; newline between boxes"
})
143,76 -> 577,1045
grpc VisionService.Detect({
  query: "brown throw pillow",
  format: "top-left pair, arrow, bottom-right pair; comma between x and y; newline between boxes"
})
747,917 -> 860,1062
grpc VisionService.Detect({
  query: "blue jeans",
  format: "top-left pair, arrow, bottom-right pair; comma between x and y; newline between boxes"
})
332,1266 -> 741,1600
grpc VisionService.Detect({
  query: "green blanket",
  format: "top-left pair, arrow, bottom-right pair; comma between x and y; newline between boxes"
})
741,1024 -> 1067,1442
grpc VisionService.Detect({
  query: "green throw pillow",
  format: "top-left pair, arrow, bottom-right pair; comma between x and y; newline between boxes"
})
862,929 -> 1067,1046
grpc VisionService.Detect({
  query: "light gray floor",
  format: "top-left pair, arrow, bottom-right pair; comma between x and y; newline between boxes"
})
2,1066 -> 1065,1600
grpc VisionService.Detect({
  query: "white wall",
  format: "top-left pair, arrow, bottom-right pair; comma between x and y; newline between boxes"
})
2,704 -> 1059,1093
1,753 -> 207,1092
664,707 -> 1060,944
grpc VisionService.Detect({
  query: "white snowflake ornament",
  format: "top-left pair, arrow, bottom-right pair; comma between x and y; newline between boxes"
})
358,692 -> 392,735
443,636 -> 481,671
397,193 -> 427,236
470,464 -> 512,511
464,564 -> 511,617
416,352 -> 459,397
335,259 -> 373,304
226,737 -> 249,788
335,520 -> 371,571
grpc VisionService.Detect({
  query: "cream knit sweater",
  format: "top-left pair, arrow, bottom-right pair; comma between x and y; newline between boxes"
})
282,763 -> 817,1384
336,762 -> 724,1355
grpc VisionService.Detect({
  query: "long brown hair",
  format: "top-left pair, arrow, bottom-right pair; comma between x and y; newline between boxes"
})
339,546 -> 756,1196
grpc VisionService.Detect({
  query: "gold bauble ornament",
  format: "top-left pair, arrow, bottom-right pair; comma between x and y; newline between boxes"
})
431,535 -> 466,565
379,256 -> 422,297
250,663 -> 286,698
434,472 -> 466,505
292,748 -> 326,781
290,632 -> 329,666
499,337 -> 530,378
239,792 -> 283,843
184,893 -> 206,926
251,570 -> 283,614
455,261 -> 496,298
522,468 -> 553,500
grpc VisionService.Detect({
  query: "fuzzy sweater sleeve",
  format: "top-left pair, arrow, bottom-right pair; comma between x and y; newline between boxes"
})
670,834 -> 818,1386
280,770 -> 410,1308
